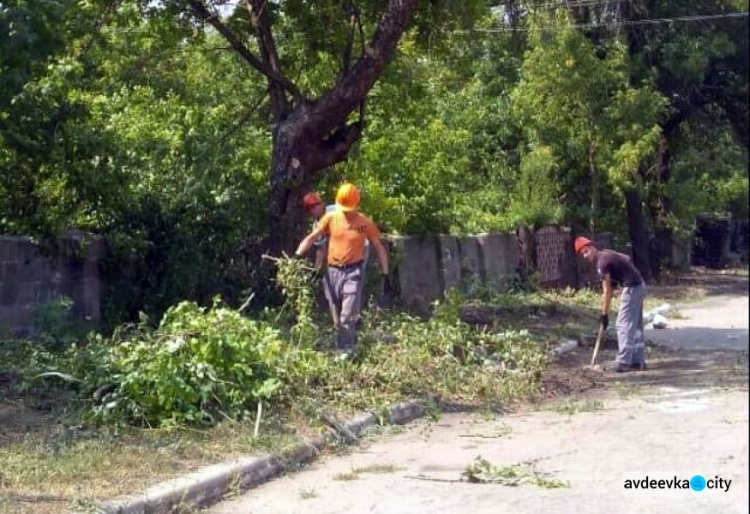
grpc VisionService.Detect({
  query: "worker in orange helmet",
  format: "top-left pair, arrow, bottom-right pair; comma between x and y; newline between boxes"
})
296,183 -> 389,356
302,191 -> 371,272
575,236 -> 647,372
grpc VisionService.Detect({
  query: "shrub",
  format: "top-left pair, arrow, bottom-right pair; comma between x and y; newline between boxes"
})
90,299 -> 326,427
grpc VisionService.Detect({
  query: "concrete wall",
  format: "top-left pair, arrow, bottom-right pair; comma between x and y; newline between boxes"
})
385,231 -> 521,312
0,231 -> 105,338
388,235 -> 443,312
0,225 -> 647,335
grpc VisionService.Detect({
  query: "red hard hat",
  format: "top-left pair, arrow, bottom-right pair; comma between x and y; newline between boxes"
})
302,192 -> 322,212
574,236 -> 594,254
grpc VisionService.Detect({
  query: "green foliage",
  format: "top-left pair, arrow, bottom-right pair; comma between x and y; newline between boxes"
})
271,254 -> 322,343
0,0 -> 747,326
91,300 -> 326,427
347,305 -> 548,408
2,277 -> 548,430
511,15 -> 669,231
31,296 -> 78,351
667,117 -> 748,228
505,144 -> 564,229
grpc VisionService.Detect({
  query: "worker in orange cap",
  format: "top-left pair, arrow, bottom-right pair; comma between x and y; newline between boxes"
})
303,192 -> 370,271
296,183 -> 389,355
575,236 -> 647,372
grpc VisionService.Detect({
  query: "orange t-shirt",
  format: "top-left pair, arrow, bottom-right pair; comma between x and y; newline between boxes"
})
317,210 -> 380,266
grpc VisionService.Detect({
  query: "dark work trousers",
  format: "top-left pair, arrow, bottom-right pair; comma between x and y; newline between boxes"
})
615,283 -> 647,367
323,262 -> 365,349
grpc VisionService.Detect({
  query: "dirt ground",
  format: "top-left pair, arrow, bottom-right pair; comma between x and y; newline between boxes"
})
207,276 -> 749,514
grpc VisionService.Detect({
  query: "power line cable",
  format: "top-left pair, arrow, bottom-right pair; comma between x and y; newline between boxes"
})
465,10 -> 748,32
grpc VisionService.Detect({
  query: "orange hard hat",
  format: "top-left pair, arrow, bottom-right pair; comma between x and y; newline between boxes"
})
574,236 -> 594,254
335,183 -> 360,212
302,192 -> 322,212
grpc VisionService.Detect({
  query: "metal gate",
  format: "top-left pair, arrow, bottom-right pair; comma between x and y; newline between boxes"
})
534,225 -> 574,288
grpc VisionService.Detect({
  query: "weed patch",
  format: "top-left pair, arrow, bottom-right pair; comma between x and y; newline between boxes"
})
333,463 -> 402,482
463,456 -> 569,488
299,487 -> 318,499
549,399 -> 605,414
332,471 -> 359,481
351,464 -> 402,475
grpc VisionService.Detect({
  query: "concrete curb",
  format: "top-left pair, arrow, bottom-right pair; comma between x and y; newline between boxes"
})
98,398 -> 432,514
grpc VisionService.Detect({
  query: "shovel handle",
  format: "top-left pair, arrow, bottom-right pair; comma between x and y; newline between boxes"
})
590,323 -> 605,366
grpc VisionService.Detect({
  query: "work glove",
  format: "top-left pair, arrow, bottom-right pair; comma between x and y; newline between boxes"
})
599,313 -> 609,331
376,275 -> 394,309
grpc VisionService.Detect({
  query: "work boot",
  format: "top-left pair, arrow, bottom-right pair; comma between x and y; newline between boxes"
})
606,362 -> 632,373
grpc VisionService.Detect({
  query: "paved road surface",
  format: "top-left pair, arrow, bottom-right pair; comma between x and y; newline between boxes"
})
646,294 -> 748,351
207,291 -> 749,514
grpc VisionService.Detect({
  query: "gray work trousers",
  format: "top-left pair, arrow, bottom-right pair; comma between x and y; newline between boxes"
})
616,283 -> 647,367
323,262 -> 365,349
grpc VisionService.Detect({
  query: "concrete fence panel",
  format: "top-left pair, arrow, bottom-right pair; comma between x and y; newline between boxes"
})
0,232 -> 105,338
437,235 -> 461,292
388,235 -> 443,313
477,233 -> 520,289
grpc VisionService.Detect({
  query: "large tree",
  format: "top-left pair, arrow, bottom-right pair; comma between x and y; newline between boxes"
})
579,0 -> 749,276
510,14 -> 668,282
165,0 -> 484,253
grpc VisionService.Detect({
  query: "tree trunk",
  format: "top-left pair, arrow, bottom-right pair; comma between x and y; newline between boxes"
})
624,187 -> 653,284
516,224 -> 537,276
588,145 -> 598,234
648,138 -> 673,281
267,119 -> 312,255
186,0 -> 420,254
264,0 -> 419,254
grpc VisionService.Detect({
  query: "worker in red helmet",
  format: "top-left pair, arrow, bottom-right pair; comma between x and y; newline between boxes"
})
302,192 -> 335,269
296,183 -> 389,356
575,236 -> 647,372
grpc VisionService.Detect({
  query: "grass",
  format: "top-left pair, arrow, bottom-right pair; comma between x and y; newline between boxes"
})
332,463 -> 403,482
332,471 -> 360,481
460,423 -> 513,439
0,414 -> 304,513
550,398 -> 605,414
352,463 -> 402,474
0,333 -> 545,513
299,487 -> 318,499
614,384 -> 647,399
1,297 -> 549,512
